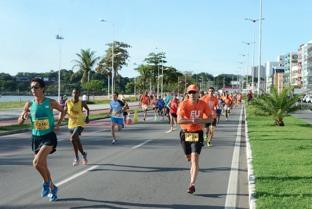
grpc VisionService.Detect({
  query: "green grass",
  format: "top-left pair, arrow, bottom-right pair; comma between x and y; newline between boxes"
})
247,106 -> 312,209
0,101 -> 25,109
0,124 -> 30,131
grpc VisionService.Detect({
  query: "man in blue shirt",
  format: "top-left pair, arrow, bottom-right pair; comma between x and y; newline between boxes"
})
109,92 -> 124,144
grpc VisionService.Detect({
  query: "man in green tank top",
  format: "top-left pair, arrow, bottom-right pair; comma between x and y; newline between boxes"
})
18,78 -> 65,202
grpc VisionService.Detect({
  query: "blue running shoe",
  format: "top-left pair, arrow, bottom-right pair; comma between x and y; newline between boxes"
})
41,180 -> 50,197
49,186 -> 58,202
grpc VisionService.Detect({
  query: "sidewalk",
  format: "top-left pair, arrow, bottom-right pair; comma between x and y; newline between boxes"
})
292,109 -> 312,124
0,102 -> 140,126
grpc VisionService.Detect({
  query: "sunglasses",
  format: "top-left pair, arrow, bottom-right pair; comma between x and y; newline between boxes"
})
30,85 -> 41,90
188,91 -> 197,94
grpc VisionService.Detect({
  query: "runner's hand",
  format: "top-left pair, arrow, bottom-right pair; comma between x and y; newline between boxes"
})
85,116 -> 90,124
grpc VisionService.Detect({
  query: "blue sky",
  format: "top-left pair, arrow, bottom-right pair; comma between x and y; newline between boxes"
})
1,0 -> 312,78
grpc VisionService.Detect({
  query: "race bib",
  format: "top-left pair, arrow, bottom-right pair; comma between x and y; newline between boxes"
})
34,119 -> 49,130
185,133 -> 199,142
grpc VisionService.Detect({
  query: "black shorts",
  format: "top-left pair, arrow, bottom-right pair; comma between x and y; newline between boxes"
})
69,126 -> 84,136
180,130 -> 204,155
170,113 -> 177,118
32,132 -> 57,154
205,119 -> 217,128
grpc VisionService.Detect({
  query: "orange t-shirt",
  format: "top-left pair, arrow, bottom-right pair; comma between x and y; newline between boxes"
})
223,96 -> 233,105
177,99 -> 212,132
200,95 -> 218,119
140,95 -> 150,105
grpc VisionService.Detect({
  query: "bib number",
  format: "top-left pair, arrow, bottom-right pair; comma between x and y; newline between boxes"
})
34,119 -> 49,130
185,133 -> 199,142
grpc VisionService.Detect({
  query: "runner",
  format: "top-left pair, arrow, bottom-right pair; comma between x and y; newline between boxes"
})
164,93 -> 173,121
109,92 -> 124,144
64,88 -> 90,166
223,91 -> 233,120
17,78 -> 65,202
177,84 -> 212,194
216,94 -> 223,123
200,87 -> 218,147
166,93 -> 179,133
140,91 -> 150,121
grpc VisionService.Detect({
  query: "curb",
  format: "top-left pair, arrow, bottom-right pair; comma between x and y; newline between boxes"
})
0,128 -> 31,136
244,103 -> 256,209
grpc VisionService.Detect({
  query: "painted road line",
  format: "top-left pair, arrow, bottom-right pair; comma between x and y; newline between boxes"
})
132,139 -> 152,149
55,139 -> 153,187
224,107 -> 243,209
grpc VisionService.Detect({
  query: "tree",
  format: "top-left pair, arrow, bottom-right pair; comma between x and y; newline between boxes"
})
252,86 -> 301,126
144,52 -> 167,93
96,41 -> 131,91
73,49 -> 99,84
81,80 -> 104,100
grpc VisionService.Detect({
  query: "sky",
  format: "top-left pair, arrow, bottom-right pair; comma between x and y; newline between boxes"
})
1,0 -> 312,78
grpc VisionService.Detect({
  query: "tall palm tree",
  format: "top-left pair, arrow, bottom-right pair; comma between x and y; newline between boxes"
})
73,49 -> 99,84
252,86 -> 301,126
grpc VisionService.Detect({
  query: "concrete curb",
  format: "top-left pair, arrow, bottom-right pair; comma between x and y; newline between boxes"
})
244,103 -> 256,209
0,128 -> 31,136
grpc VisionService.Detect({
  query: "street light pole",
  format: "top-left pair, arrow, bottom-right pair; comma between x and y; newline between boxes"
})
258,0 -> 263,95
56,34 -> 64,103
245,15 -> 264,94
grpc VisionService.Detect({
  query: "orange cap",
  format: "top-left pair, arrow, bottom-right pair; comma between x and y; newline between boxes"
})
187,84 -> 199,93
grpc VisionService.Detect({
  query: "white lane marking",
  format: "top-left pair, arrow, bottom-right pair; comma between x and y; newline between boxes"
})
132,139 -> 152,149
225,107 -> 243,209
55,165 -> 98,187
55,139 -> 153,187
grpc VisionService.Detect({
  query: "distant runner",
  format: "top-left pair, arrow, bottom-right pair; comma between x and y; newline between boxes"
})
140,91 -> 150,121
109,92 -> 124,144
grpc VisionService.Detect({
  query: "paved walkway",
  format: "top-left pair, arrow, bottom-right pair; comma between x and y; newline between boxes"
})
292,109 -> 312,124
0,102 -> 139,127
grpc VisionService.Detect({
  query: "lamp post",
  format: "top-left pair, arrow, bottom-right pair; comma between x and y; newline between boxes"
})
111,51 -> 122,97
258,0 -> 263,95
56,34 -> 64,103
161,67 -> 169,98
245,15 -> 264,94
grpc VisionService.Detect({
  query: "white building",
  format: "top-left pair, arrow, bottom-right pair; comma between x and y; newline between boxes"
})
301,40 -> 312,91
266,61 -> 279,92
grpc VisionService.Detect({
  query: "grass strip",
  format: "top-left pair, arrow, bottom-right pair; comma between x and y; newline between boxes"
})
247,106 -> 312,209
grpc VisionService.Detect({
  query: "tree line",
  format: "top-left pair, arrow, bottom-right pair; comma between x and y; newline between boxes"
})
0,41 -> 243,96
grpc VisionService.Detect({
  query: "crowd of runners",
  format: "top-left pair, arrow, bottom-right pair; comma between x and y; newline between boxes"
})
17,77 -> 245,201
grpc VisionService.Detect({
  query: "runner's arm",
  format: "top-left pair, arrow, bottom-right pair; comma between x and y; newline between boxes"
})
82,102 -> 90,123
18,101 -> 31,125
51,99 -> 65,128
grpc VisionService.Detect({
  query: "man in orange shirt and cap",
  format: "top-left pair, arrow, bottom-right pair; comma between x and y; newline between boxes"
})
200,87 -> 218,147
177,84 -> 212,194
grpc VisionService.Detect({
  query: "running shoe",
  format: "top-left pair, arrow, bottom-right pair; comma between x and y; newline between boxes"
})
207,141 -> 213,147
166,129 -> 173,133
49,186 -> 58,202
112,139 -> 117,144
73,158 -> 79,166
187,185 -> 195,194
41,180 -> 50,197
82,152 -> 88,165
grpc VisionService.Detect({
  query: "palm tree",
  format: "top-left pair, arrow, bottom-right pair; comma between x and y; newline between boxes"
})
252,86 -> 301,126
73,49 -> 99,84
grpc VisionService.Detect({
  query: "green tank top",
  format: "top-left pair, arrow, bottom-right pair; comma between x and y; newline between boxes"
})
30,98 -> 55,136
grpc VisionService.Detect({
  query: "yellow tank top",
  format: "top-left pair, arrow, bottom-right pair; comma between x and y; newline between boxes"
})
67,99 -> 85,128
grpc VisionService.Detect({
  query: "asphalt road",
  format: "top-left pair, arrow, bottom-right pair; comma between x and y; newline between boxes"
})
0,105 -> 248,209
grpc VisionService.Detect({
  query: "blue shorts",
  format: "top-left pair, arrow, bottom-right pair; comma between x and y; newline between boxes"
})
111,116 -> 124,125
